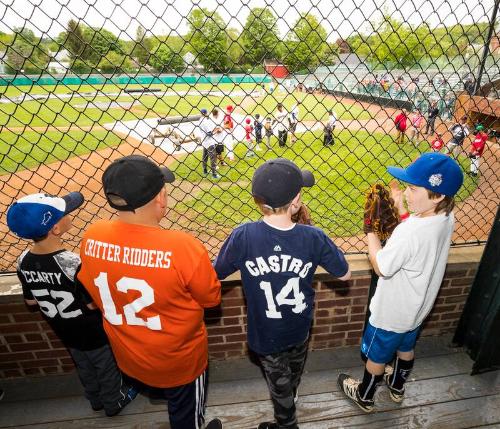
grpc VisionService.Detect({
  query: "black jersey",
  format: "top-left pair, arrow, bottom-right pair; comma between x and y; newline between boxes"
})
17,249 -> 108,350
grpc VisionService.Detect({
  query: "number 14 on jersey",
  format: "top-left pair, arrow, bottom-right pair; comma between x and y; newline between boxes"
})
260,277 -> 307,319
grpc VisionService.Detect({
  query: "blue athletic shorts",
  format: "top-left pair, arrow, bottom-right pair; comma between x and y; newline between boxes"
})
360,322 -> 421,364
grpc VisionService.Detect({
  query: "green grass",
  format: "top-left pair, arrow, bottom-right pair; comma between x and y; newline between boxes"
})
0,94 -> 246,128
0,82 -> 255,128
170,130 -> 477,238
244,91 -> 372,121
0,82 -> 260,98
1,82 -> 366,136
0,129 -> 121,174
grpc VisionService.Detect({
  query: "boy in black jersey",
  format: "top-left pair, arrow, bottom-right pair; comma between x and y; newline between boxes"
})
215,159 -> 351,429
7,192 -> 135,416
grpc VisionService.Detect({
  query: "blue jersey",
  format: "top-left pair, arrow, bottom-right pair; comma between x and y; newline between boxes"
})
254,120 -> 263,138
214,221 -> 348,355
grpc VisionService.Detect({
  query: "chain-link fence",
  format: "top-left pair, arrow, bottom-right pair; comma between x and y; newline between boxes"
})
0,0 -> 499,272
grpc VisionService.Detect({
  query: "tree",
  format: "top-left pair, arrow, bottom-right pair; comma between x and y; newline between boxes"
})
62,19 -> 85,60
187,8 -> 230,72
97,51 -> 132,74
150,35 -> 190,57
227,28 -> 244,71
132,25 -> 153,66
240,8 -> 281,66
347,16 -> 424,68
347,17 -> 494,69
150,44 -> 184,73
70,59 -> 92,74
5,27 -> 49,73
81,27 -> 122,66
284,13 -> 328,72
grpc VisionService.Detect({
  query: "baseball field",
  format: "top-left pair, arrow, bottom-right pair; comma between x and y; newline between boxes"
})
0,81 -> 482,265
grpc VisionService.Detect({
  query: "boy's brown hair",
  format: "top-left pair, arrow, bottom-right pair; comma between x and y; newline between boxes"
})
253,196 -> 291,216
32,234 -> 49,242
427,189 -> 455,216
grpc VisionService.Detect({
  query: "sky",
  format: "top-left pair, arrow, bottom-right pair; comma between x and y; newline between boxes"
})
0,0 -> 496,43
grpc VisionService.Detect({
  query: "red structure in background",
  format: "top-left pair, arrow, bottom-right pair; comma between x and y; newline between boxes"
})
263,59 -> 289,79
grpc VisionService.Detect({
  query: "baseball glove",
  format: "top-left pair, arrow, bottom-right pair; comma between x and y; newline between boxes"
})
363,183 -> 400,241
292,203 -> 312,225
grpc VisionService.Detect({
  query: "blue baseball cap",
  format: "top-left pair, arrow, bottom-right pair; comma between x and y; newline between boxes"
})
7,192 -> 84,239
387,153 -> 463,197
200,108 -> 208,115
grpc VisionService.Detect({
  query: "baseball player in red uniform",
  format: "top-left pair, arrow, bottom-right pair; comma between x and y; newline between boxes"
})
469,125 -> 487,176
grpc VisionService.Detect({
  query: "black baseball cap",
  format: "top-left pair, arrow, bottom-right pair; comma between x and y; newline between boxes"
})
102,155 -> 175,211
252,158 -> 314,209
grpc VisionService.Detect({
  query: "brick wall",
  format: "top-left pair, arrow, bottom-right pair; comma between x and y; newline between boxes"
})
0,252 -> 479,379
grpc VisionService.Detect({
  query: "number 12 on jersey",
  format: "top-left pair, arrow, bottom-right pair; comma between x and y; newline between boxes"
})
260,277 -> 307,319
94,272 -> 161,331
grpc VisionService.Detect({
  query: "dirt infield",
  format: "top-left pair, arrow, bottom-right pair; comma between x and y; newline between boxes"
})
1,101 -> 497,272
0,130 -> 176,270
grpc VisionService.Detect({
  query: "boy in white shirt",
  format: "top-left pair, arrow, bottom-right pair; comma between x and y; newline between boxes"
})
273,103 -> 289,147
323,110 -> 337,146
338,153 -> 464,412
198,108 -> 219,179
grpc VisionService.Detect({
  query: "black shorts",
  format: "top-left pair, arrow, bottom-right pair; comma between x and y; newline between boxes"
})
216,144 -> 224,155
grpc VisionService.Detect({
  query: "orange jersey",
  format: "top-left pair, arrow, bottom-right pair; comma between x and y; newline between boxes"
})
77,220 -> 221,388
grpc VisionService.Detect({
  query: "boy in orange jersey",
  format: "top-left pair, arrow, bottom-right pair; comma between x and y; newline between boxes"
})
77,155 -> 223,429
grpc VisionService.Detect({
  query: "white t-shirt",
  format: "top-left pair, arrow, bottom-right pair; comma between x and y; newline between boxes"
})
327,113 -> 337,128
370,212 -> 455,333
198,116 -> 217,149
275,109 -> 288,132
211,114 -> 225,145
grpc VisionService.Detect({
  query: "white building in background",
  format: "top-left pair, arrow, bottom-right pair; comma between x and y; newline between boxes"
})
48,49 -> 70,74
0,51 -> 6,74
183,52 -> 204,74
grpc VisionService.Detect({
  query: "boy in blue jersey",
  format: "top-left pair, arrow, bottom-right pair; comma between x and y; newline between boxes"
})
214,158 -> 351,429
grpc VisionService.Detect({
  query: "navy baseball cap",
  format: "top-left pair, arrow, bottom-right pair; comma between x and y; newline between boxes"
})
252,158 -> 314,208
103,155 -> 175,211
200,108 -> 208,115
387,153 -> 463,197
7,192 -> 84,239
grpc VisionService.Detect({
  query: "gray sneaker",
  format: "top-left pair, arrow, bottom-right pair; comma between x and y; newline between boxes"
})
337,373 -> 374,413
384,366 -> 405,403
